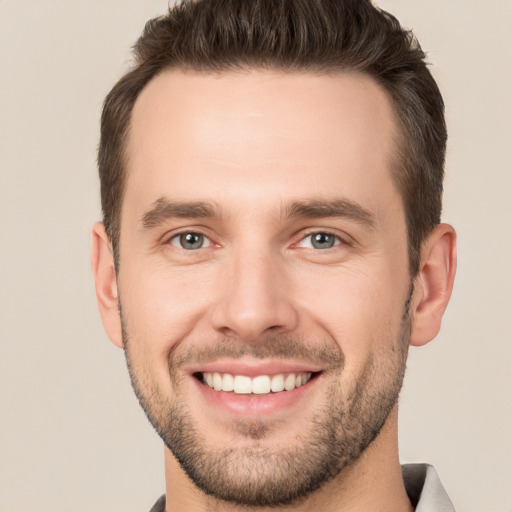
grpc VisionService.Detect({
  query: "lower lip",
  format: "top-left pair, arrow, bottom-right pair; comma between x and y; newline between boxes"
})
192,375 -> 319,416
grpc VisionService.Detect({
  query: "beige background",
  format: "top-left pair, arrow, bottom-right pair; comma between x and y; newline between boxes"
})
1,1 -> 511,510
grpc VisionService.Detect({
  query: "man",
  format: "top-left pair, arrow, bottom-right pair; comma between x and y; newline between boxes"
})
91,0 -> 457,510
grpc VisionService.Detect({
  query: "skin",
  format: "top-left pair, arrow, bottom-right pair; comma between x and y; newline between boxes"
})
92,69 -> 456,512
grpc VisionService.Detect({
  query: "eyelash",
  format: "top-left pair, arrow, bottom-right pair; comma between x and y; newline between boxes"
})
164,229 -> 347,252
295,231 -> 345,250
167,230 -> 213,250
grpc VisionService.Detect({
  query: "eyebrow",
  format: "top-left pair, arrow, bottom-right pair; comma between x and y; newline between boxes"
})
139,196 -> 376,231
140,197 -> 223,230
284,199 -> 376,228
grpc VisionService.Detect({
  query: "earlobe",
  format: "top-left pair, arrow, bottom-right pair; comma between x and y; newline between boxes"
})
409,224 -> 457,347
91,222 -> 124,348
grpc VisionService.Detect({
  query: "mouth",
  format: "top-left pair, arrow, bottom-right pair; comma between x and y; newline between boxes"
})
194,371 -> 319,395
187,360 -> 325,416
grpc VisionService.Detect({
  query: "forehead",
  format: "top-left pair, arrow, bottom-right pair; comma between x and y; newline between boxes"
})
124,68 -> 400,220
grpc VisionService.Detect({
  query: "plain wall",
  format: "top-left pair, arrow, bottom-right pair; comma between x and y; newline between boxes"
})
1,1 -> 511,510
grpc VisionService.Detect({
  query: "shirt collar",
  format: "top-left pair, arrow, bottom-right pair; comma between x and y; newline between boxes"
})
402,463 -> 455,512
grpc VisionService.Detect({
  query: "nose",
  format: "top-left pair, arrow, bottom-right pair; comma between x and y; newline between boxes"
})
210,248 -> 299,341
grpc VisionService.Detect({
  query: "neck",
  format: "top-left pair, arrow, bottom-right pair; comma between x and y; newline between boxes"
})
162,406 -> 413,512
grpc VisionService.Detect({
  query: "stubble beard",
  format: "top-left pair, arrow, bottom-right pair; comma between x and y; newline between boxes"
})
122,301 -> 411,508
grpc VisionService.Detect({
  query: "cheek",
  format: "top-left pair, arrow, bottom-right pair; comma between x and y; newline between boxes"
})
118,262 -> 216,352
297,260 -> 409,367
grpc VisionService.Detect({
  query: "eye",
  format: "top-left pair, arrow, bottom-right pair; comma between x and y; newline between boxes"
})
169,232 -> 211,250
298,232 -> 341,250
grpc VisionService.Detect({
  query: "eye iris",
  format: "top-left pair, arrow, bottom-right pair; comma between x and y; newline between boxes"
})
180,232 -> 203,250
311,232 -> 335,249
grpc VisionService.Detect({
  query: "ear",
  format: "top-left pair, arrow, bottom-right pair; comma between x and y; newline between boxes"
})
409,223 -> 457,347
91,222 -> 124,348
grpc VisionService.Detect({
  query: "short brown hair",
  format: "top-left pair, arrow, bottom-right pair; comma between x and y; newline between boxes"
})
99,0 -> 446,274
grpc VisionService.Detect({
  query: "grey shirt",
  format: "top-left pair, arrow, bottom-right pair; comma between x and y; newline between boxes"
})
149,463 -> 455,511
402,464 -> 455,512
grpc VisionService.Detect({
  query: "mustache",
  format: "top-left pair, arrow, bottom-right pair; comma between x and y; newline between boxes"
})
169,336 -> 345,370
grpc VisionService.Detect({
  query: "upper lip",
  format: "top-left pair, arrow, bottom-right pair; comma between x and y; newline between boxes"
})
185,359 -> 324,377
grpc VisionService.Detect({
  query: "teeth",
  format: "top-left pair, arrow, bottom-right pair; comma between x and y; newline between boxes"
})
213,372 -> 222,391
233,375 -> 252,394
252,375 -> 271,394
221,373 -> 234,392
271,374 -> 285,392
284,374 -> 296,391
202,371 -> 312,395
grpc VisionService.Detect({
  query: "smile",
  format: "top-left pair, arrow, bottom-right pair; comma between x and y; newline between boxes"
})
200,372 -> 313,395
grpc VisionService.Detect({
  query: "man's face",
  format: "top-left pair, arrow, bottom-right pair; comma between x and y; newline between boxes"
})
117,69 -> 412,506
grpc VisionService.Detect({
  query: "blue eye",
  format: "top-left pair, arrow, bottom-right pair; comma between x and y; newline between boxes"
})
170,232 -> 211,250
299,232 -> 341,249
